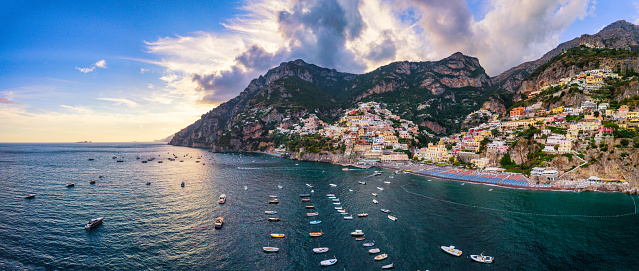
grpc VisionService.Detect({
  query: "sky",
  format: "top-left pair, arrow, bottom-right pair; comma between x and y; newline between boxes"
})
1,0 -> 638,142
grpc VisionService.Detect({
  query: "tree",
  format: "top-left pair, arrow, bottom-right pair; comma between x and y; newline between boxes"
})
491,129 -> 499,137
499,153 -> 514,167
593,111 -> 599,118
620,139 -> 629,147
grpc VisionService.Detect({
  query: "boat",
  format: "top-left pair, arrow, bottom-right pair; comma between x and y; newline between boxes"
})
355,237 -> 365,241
334,206 -> 343,209
369,248 -> 381,254
342,168 -> 350,171
90,180 -> 96,184
116,159 -> 123,162
306,184 -> 313,188
265,210 -> 277,214
310,220 -> 321,224
300,194 -> 310,197
270,233 -> 285,238
219,194 -> 226,204
358,181 -> 366,185
351,230 -> 364,236
328,196 -> 336,199
66,183 -> 75,187
268,217 -> 280,222
141,160 -> 147,163
278,185 -> 283,189
320,256 -> 337,266
329,184 -> 337,187
372,193 -> 377,196
441,245 -> 462,256
332,199 -> 340,202
112,156 -> 117,159
269,199 -> 279,204
388,215 -> 397,221
333,202 -> 341,205
381,209 -> 391,213
363,241 -> 375,247
377,187 -> 384,191
158,161 -> 163,163
311,190 -> 314,193
309,231 -> 323,237
244,186 -> 247,190
269,195 -> 278,198
374,253 -> 388,261
326,194 -> 335,197
181,182 -> 185,187
146,182 -> 151,185
349,189 -> 353,191
215,217 -> 224,228
470,253 -> 494,263
88,158 -> 94,161
344,215 -> 353,219
85,217 -> 103,229
301,198 -> 310,202
373,172 -> 382,176
358,213 -> 368,217
263,243 -> 279,252
373,199 -> 378,204
313,247 -> 329,253
340,212 -> 348,215
381,263 -> 394,269
305,205 -> 315,209
307,212 -> 319,216
24,194 -> 36,199
383,181 -> 391,184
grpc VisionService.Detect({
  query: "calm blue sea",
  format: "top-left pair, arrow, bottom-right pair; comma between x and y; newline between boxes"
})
0,143 -> 638,270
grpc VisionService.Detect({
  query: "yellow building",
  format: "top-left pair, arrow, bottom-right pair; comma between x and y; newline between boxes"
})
418,141 -> 450,162
552,107 -> 564,114
471,158 -> 490,169
558,140 -> 572,154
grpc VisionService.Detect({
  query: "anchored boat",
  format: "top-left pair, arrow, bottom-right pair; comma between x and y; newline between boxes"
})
470,253 -> 494,263
441,245 -> 462,256
85,217 -> 103,229
214,217 -> 224,228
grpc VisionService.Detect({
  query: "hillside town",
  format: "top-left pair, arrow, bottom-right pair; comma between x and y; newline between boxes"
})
271,67 -> 639,192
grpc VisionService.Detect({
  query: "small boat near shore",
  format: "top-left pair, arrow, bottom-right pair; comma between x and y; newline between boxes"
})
219,194 -> 226,204
363,241 -> 375,247
351,230 -> 364,236
309,231 -> 323,237
388,215 -> 397,221
320,256 -> 337,266
381,209 -> 391,213
307,212 -> 318,216
373,199 -> 378,204
470,253 -> 494,263
268,217 -> 280,222
369,248 -> 380,254
265,210 -> 277,214
382,263 -> 394,269
263,243 -> 279,252
310,220 -> 321,224
66,183 -> 75,187
270,233 -> 285,238
24,194 -> 36,199
269,199 -> 279,204
359,181 -> 366,185
441,245 -> 462,256
374,253 -> 388,261
85,217 -> 103,229
215,217 -> 224,228
358,213 -> 368,217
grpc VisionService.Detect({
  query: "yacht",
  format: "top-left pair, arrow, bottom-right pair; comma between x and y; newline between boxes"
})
373,172 -> 382,176
355,237 -> 365,241
388,215 -> 397,221
24,194 -> 36,199
368,248 -> 381,254
374,253 -> 388,261
441,245 -> 462,256
470,253 -> 494,263
270,233 -> 285,238
214,217 -> 224,228
351,230 -> 364,236
381,263 -> 394,269
332,198 -> 340,202
85,217 -> 103,229
320,256 -> 337,266
299,194 -> 310,197
218,194 -> 226,204
306,184 -> 313,188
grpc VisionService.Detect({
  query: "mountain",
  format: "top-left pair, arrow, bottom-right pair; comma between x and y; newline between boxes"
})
170,52 -> 495,150
494,20 -> 639,96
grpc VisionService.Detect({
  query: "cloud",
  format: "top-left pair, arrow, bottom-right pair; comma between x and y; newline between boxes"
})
0,97 -> 18,104
60,104 -> 93,113
141,0 -> 595,105
76,59 -> 107,73
97,98 -> 140,108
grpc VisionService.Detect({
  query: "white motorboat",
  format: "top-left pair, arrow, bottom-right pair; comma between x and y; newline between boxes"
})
388,215 -> 397,221
306,184 -> 313,188
381,263 -> 394,269
335,206 -> 343,209
381,209 -> 391,213
332,198 -> 340,202
313,247 -> 329,253
309,231 -> 324,237
265,210 -> 277,214
263,243 -> 279,252
373,199 -> 378,204
218,194 -> 226,204
470,253 -> 494,263
363,241 -> 375,247
320,256 -> 337,266
333,202 -> 341,205
326,194 -> 335,197
368,248 -> 381,254
358,181 -> 366,185
85,217 -> 103,229
214,217 -> 224,228
329,184 -> 337,187
310,220 -> 321,224
383,181 -> 391,184
351,229 -> 364,236
307,212 -> 319,216
270,233 -> 285,238
244,186 -> 248,190
377,187 -> 384,191
372,193 -> 377,196
278,185 -> 283,189
343,215 -> 353,219
441,245 -> 462,256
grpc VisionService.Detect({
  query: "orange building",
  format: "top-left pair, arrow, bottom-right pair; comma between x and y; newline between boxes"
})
510,107 -> 525,118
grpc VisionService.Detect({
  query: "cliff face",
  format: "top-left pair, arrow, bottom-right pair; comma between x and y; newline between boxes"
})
493,20 -> 639,95
171,52 -> 495,150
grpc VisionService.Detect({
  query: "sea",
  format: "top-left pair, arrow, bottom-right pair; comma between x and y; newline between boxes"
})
1,142 -> 638,270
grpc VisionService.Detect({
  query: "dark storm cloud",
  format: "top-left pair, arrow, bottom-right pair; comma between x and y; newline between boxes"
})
366,30 -> 397,62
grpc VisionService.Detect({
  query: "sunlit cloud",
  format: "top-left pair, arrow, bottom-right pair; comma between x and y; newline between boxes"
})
97,97 -> 140,108
75,59 -> 107,73
141,0 -> 595,106
60,104 -> 93,114
0,97 -> 18,104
